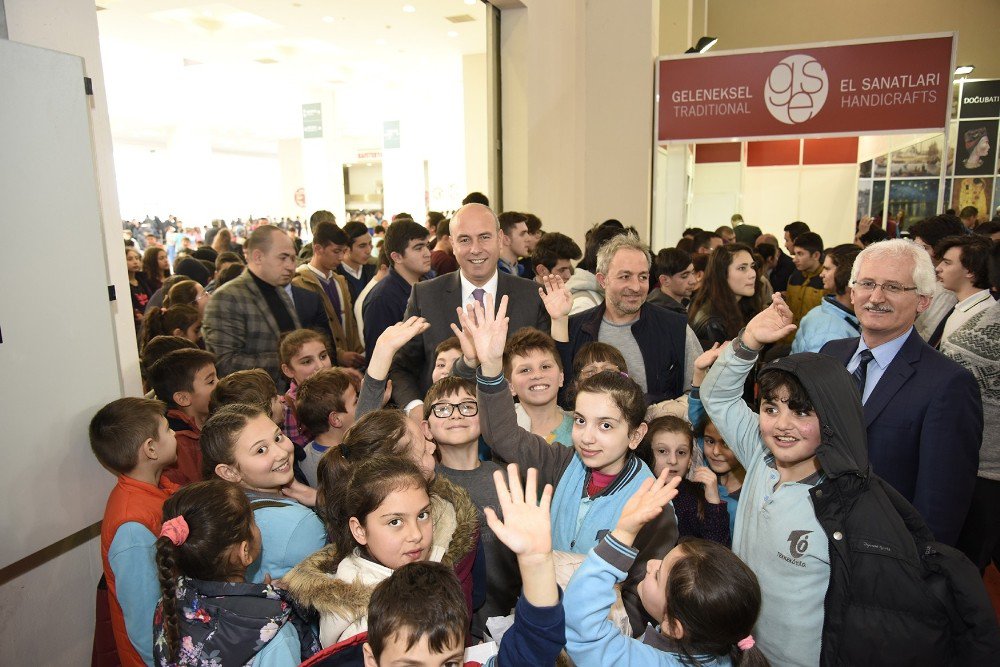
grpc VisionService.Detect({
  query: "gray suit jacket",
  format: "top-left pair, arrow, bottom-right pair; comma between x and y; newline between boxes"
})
389,270 -> 551,406
203,270 -> 330,386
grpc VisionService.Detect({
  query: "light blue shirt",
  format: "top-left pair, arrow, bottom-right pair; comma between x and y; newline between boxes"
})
846,328 -> 912,404
246,495 -> 327,583
109,522 -> 159,666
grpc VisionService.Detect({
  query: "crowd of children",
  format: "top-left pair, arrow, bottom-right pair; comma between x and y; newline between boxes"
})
92,219 -> 1000,667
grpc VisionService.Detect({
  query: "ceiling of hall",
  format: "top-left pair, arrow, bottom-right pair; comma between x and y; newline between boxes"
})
96,0 -> 488,147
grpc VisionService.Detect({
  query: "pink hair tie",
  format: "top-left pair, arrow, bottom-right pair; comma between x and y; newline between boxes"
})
160,516 -> 189,546
737,635 -> 755,651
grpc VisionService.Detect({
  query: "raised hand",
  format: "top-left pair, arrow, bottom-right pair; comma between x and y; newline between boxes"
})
538,274 -> 573,321
690,466 -> 721,504
367,316 -> 430,381
693,342 -> 726,387
612,468 -> 681,547
458,293 -> 509,376
450,303 -> 481,367
485,464 -> 553,559
743,292 -> 796,350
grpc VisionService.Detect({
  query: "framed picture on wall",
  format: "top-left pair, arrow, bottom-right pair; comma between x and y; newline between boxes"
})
871,180 -> 887,218
873,154 -> 888,178
943,179 -> 953,213
859,160 -> 873,178
890,136 -> 944,177
888,179 -> 939,229
955,119 -> 998,176
857,180 -> 872,221
952,177 -> 993,222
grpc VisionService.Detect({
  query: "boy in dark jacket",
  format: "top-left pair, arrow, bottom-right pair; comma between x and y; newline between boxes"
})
701,293 -> 1000,666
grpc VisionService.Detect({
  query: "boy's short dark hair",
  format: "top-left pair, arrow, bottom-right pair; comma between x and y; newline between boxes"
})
691,231 -> 721,252
959,205 -> 978,219
908,215 -> 966,250
784,220 -> 810,240
934,234 -> 993,289
503,327 -> 562,377
758,368 -> 815,414
313,221 -> 350,248
384,219 -> 429,259
462,191 -> 489,206
531,232 -> 582,272
523,213 -> 542,234
367,562 -> 468,662
309,210 -> 336,233
423,376 -> 477,420
859,226 -> 888,246
89,397 -> 167,474
214,251 -> 242,271
653,247 -> 692,281
792,232 -> 824,256
826,244 -> 862,296
498,211 -> 528,236
691,253 -> 709,273
148,348 -> 216,408
434,336 -> 461,359
141,335 -> 199,379
215,262 -> 245,287
342,221 -> 370,246
296,368 -> 360,436
209,369 -> 277,414
756,242 -> 778,262
435,218 -> 451,238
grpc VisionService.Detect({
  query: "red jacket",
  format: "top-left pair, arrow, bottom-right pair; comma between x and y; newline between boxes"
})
100,475 -> 178,667
163,409 -> 202,485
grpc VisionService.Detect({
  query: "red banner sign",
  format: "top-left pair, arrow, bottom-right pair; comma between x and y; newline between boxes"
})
657,34 -> 955,143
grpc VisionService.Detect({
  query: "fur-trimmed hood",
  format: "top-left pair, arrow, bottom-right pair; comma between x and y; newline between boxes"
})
283,475 -> 480,622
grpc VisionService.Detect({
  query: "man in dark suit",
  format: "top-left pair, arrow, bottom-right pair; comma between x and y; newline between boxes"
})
820,239 -> 982,546
203,225 -> 332,388
389,203 -> 550,418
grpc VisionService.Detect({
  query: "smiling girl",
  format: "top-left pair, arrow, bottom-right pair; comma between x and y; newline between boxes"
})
461,294 -> 678,630
637,416 -> 730,546
279,329 -> 334,448
285,456 -> 443,648
200,403 -> 326,583
284,408 -> 481,645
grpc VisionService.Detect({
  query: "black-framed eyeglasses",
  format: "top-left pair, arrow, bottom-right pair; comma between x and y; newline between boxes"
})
851,279 -> 918,295
430,401 -> 479,418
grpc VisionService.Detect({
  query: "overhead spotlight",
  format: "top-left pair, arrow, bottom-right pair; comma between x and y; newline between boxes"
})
685,36 -> 718,54
465,0 -> 477,5
403,4 -> 415,12
447,30 -> 458,38
954,65 -> 975,78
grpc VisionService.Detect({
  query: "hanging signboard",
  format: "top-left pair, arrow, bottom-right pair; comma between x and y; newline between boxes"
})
656,33 -> 955,144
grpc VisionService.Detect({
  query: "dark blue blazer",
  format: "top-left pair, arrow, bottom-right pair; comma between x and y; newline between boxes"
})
820,329 -> 982,545
361,268 -> 412,358
292,284 -> 334,343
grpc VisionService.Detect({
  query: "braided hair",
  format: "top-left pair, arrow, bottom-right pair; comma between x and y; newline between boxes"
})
155,480 -> 255,662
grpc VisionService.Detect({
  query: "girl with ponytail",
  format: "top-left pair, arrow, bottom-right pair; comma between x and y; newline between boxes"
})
153,479 -> 318,666
139,304 -> 201,352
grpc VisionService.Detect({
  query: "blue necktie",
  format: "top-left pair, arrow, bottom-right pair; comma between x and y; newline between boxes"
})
852,349 -> 874,396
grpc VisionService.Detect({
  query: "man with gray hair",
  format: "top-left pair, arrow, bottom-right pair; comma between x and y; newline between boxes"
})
555,233 -> 702,404
820,238 -> 982,546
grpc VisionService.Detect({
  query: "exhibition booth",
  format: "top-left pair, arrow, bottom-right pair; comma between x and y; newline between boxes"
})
651,33 -> 998,248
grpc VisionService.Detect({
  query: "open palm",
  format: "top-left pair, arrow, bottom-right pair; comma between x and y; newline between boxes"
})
459,293 -> 509,366
538,275 -> 573,320
485,465 -> 553,558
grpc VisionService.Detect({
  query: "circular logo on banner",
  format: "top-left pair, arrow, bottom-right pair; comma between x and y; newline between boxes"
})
764,55 -> 829,124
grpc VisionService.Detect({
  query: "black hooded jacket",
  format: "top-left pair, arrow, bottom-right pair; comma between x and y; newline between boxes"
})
760,353 -> 999,666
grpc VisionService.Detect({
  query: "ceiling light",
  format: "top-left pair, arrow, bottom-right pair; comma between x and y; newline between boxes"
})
447,30 -> 458,38
465,0 -> 477,5
403,4 -> 416,12
322,16 -> 334,23
954,65 -> 975,77
376,38 -> 386,46
685,36 -> 718,54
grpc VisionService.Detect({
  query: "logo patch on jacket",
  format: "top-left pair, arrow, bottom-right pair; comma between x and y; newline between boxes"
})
778,530 -> 812,567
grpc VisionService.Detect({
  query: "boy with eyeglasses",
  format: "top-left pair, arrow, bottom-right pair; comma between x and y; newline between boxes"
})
422,375 -> 521,640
